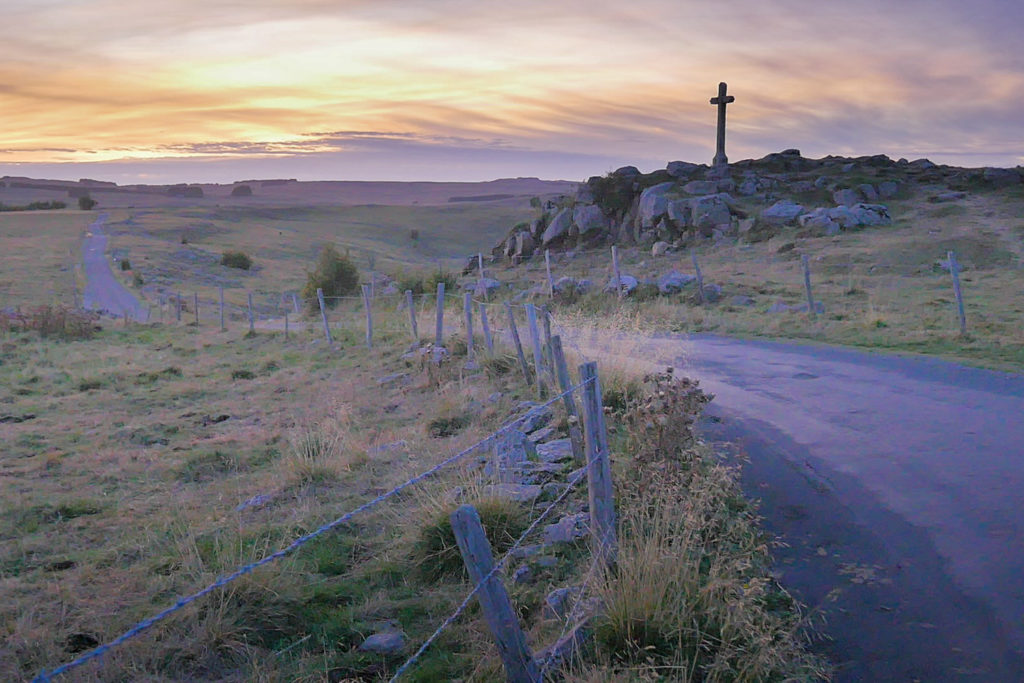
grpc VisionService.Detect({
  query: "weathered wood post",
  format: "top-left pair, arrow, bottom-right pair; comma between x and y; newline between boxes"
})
284,311 -> 289,340
948,250 -> 967,336
477,253 -> 487,300
801,254 -> 816,319
479,301 -> 494,355
176,291 -> 182,321
691,252 -> 705,305
361,284 -> 373,349
159,298 -> 165,323
193,293 -> 199,327
504,302 -> 532,386
247,292 -> 255,334
541,306 -> 553,378
405,289 -> 418,343
464,292 -> 475,361
316,288 -> 332,344
450,505 -> 541,683
579,361 -> 617,566
611,246 -> 622,300
434,282 -> 445,347
551,336 -> 585,464
219,286 -> 225,331
292,293 -> 300,315
525,303 -> 545,398
146,304 -> 152,323
545,249 -> 555,298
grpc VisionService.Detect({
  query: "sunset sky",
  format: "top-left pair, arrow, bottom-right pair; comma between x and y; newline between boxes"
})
2,0 -> 1022,183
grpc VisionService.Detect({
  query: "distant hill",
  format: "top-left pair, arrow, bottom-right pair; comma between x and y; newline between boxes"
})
0,175 -> 577,209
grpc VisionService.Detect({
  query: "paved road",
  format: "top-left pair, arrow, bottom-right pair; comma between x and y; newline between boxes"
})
564,329 -> 1024,681
81,214 -> 148,321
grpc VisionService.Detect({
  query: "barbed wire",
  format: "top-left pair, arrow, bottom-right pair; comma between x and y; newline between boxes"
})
389,460 -> 586,681
33,379 -> 593,682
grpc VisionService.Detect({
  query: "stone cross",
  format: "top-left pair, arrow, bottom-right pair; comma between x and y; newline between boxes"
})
710,81 -> 735,166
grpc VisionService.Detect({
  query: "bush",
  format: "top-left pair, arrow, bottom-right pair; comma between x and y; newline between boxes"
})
301,245 -> 359,305
78,195 -> 97,210
424,268 -> 458,294
119,259 -> 131,271
221,250 -> 253,270
0,305 -> 98,340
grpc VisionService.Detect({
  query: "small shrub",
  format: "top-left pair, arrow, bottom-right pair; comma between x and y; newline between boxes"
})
301,245 -> 360,306
77,195 -> 97,210
132,272 -> 144,287
424,268 -> 458,294
412,497 -> 529,582
393,269 -> 427,295
409,228 -> 420,241
14,305 -> 98,340
119,259 -> 131,271
427,413 -> 470,438
231,369 -> 255,380
221,250 -> 253,270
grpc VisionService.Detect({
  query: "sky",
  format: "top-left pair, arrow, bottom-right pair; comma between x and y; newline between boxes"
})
1,0 -> 1023,184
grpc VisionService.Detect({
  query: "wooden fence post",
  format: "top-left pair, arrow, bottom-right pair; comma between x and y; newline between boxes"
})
801,254 -> 816,319
479,302 -> 494,355
247,292 -> 255,334
611,246 -> 622,300
292,293 -> 300,315
545,249 -> 555,298
284,311 -> 289,340
541,306 -> 553,378
405,289 -> 418,343
193,293 -> 199,326
948,250 -> 967,336
219,287 -> 226,331
478,253 -> 487,300
579,361 -> 617,566
176,291 -> 182,321
504,302 -> 532,386
450,505 -> 541,683
316,288 -> 332,344
464,292 -> 475,361
691,252 -> 705,305
551,336 -> 585,465
434,282 -> 445,347
146,304 -> 152,323
361,284 -> 373,349
525,303 -> 545,398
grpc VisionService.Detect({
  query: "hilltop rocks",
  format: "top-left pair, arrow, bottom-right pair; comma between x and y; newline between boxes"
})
542,208 -> 573,245
637,182 -> 675,229
658,270 -> 697,294
573,204 -> 607,236
760,200 -> 804,227
798,203 -> 890,234
604,274 -> 638,295
689,194 -> 734,234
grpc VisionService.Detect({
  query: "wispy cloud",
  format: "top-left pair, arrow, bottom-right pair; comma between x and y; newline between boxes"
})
2,0 -> 1023,181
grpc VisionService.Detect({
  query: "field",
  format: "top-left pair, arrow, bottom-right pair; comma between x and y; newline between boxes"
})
0,212 -> 86,309
0,303 -> 826,681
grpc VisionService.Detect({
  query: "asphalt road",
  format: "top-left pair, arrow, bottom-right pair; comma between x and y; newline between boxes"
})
563,329 -> 1024,681
81,213 -> 148,321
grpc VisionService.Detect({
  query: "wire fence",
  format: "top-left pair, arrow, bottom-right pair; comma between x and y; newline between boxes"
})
33,359 -> 599,681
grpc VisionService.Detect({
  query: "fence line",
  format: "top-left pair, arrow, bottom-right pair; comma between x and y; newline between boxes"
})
33,378 -> 593,682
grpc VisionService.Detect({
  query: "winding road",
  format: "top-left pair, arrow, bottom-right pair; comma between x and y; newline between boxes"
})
563,329 -> 1024,681
81,213 -> 148,321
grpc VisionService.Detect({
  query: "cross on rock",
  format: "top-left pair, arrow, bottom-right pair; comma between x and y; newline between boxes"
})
710,82 -> 735,167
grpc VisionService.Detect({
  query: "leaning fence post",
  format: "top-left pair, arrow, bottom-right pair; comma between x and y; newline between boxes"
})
405,289 -> 419,343
247,292 -> 255,334
219,286 -> 226,331
146,304 -> 152,323
579,361 -> 617,566
316,288 -> 332,344
361,284 -> 373,349
525,303 -> 545,398
479,302 -> 494,355
691,252 -> 705,305
464,292 -> 475,362
193,293 -> 199,327
551,336 -> 585,465
545,249 -> 555,298
611,246 -> 622,300
801,254 -> 816,319
450,505 -> 541,683
541,306 -> 553,379
292,293 -> 300,315
504,302 -> 533,386
434,282 -> 445,347
948,250 -> 967,336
